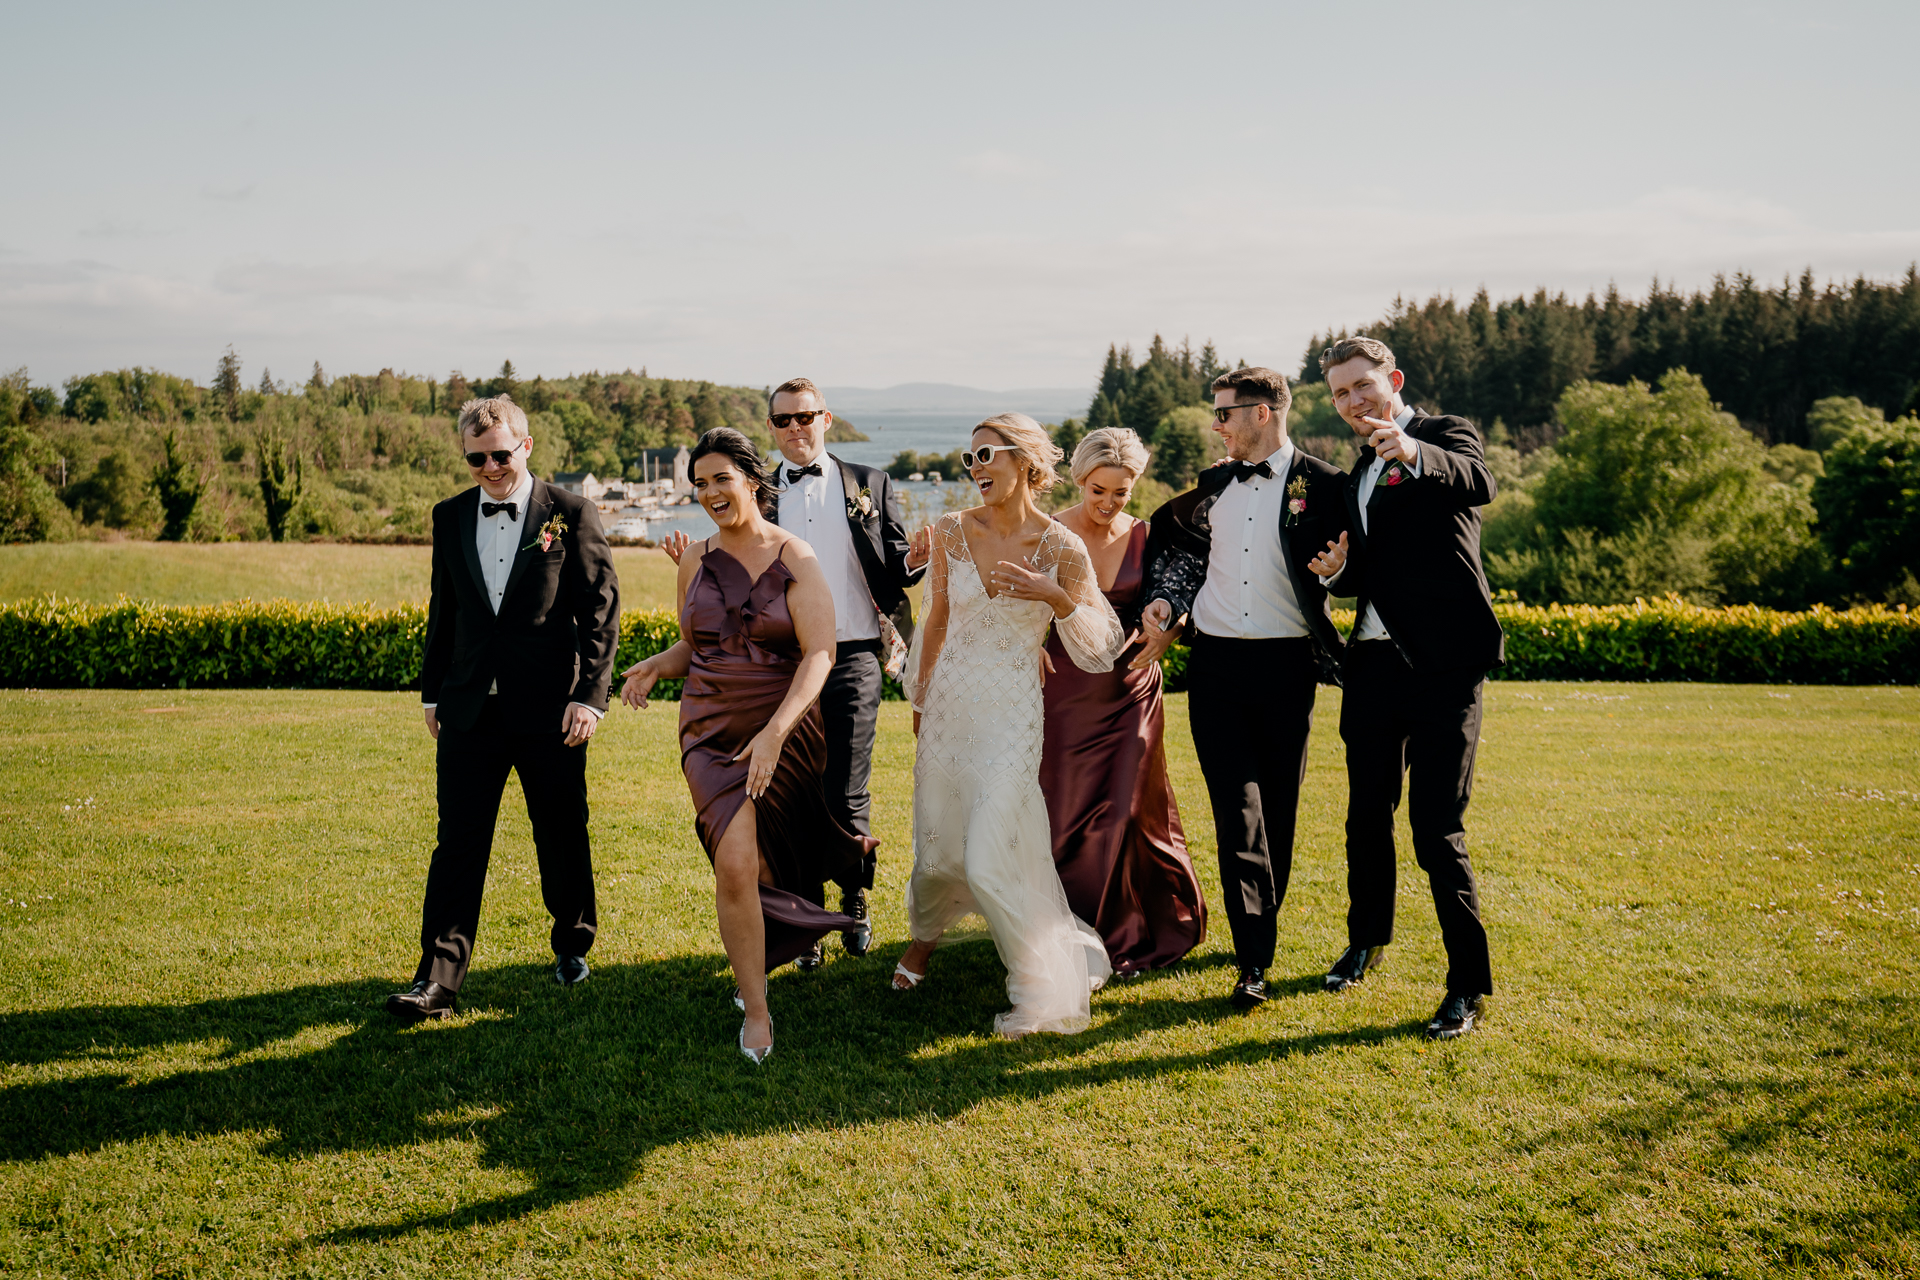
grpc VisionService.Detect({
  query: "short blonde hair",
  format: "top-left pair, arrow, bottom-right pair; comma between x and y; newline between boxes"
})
458,394 -> 529,439
1070,427 -> 1150,485
974,411 -> 1064,492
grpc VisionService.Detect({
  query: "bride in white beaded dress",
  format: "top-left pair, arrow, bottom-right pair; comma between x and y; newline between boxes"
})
894,413 -> 1126,1037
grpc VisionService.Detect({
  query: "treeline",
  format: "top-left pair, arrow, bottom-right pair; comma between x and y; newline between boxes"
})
1298,269 -> 1920,446
1061,271 -> 1920,609
0,355 -> 772,543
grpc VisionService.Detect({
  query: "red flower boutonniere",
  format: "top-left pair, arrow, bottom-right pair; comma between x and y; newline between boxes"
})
1284,475 -> 1309,526
1381,460 -> 1412,487
523,513 -> 568,552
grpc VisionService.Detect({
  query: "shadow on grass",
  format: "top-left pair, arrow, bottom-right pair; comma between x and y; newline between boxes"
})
0,943 -> 1420,1246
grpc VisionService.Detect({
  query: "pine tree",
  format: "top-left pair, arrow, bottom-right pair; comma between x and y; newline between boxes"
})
257,367 -> 275,396
495,360 -> 519,401
255,430 -> 302,542
213,346 -> 243,421
307,362 -> 327,392
150,431 -> 203,541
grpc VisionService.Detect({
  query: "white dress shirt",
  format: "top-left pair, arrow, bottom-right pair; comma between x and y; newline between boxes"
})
476,471 -> 535,616
1349,405 -> 1421,642
777,453 -> 880,644
1190,441 -> 1308,640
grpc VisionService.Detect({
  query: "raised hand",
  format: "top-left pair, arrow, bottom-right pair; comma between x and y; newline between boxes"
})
991,557 -> 1069,612
660,530 -> 692,565
1363,416 -> 1419,465
906,524 -> 932,571
1309,530 -> 1349,579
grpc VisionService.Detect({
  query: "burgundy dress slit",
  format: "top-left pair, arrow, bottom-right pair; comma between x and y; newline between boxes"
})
679,548 -> 875,970
1040,518 -> 1206,975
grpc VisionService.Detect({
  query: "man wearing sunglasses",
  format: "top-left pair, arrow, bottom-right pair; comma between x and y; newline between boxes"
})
388,393 -> 620,1022
665,376 -> 928,966
1141,367 -> 1351,1011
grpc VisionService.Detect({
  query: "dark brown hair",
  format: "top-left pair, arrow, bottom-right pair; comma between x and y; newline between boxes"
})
1317,336 -> 1397,375
689,428 -> 778,519
1209,366 -> 1293,418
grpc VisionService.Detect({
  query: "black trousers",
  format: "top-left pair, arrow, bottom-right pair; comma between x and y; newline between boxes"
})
1186,633 -> 1320,972
1339,639 -> 1493,997
820,643 -> 883,895
415,699 -> 597,991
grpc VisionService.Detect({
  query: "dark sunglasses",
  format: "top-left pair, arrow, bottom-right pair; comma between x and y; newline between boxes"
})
769,411 -> 825,429
463,441 -> 526,467
1212,402 -> 1273,423
961,444 -> 1003,470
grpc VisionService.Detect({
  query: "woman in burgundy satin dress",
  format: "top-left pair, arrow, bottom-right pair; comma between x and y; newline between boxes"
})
620,429 -> 870,1063
1040,428 -> 1206,977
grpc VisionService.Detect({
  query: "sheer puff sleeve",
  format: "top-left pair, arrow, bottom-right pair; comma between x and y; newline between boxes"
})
1039,523 -> 1126,674
904,513 -> 959,713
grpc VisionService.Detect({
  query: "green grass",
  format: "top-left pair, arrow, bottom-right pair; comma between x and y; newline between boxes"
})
0,542 -> 681,611
0,683 -> 1915,1277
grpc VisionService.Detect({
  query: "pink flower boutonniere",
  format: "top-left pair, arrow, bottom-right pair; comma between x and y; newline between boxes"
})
1381,460 -> 1411,488
524,513 -> 568,552
1284,475 -> 1309,526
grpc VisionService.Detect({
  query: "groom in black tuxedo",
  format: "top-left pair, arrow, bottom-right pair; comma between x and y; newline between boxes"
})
1311,336 -> 1504,1040
1142,366 -> 1351,1010
663,377 -> 926,966
387,394 -> 620,1022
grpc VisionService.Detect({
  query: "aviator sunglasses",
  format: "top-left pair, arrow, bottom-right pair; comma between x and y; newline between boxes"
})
769,411 -> 826,429
463,440 -> 527,467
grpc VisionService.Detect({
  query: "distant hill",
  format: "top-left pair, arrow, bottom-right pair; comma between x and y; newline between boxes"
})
823,383 -> 1089,419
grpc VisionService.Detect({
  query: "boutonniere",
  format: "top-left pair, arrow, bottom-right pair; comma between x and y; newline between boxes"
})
1284,475 -> 1309,526
846,487 -> 875,520
1381,460 -> 1412,487
523,513 -> 568,552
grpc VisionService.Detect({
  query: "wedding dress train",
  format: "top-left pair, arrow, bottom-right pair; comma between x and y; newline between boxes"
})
905,513 -> 1125,1035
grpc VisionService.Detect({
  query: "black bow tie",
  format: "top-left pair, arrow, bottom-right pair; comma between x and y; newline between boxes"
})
1229,460 -> 1274,484
786,463 -> 823,483
481,501 -> 518,520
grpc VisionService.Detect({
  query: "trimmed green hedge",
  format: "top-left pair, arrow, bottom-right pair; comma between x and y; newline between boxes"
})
1,596 -> 1913,691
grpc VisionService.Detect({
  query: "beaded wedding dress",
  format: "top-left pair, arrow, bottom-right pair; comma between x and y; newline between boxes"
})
905,513 -> 1125,1035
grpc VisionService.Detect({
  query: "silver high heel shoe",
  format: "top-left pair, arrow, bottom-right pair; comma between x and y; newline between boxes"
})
738,1015 -> 773,1065
732,978 -> 769,1012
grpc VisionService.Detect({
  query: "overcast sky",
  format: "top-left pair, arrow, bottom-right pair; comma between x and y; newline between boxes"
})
5,0 -> 1917,396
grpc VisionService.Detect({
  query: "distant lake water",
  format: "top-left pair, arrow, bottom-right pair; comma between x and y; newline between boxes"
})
625,410 -> 1031,541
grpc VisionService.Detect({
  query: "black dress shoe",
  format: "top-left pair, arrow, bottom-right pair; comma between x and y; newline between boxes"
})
1229,967 -> 1269,1010
555,955 -> 590,987
1324,944 -> 1386,992
840,886 -> 873,958
386,980 -> 457,1023
794,939 -> 825,972
1425,992 -> 1484,1040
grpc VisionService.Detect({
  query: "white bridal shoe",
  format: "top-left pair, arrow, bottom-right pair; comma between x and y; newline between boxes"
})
891,961 -> 925,990
738,1016 -> 773,1065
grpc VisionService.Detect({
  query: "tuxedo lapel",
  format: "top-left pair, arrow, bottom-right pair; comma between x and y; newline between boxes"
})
457,488 -> 489,601
832,454 -> 883,560
1345,451 -> 1372,549
499,478 -> 552,608
1275,453 -> 1312,606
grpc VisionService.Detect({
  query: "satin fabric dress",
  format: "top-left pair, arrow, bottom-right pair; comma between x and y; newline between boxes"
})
679,547 -> 874,970
1040,518 -> 1207,976
905,514 -> 1125,1036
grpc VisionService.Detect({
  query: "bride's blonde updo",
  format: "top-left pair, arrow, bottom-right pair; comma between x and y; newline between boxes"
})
974,411 -> 1064,492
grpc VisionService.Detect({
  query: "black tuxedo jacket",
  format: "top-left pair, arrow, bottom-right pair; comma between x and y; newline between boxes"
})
1337,411 -> 1505,677
1143,448 -> 1353,682
775,454 -> 927,641
420,478 -> 621,733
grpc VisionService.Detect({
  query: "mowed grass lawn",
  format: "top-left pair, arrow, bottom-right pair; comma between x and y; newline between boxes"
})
1,682 -> 1916,1278
0,541 -> 682,611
